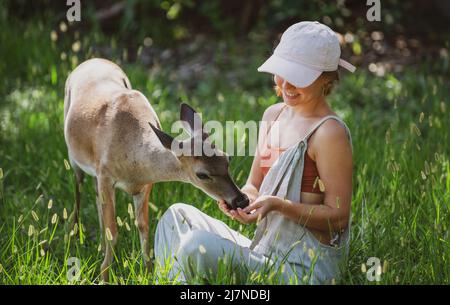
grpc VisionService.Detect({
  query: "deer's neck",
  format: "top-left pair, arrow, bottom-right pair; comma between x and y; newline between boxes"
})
144,146 -> 190,184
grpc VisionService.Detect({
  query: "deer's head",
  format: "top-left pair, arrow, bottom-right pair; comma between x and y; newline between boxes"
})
149,103 -> 249,210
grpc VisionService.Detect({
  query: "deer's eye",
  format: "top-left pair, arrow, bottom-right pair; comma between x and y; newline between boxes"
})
196,173 -> 210,180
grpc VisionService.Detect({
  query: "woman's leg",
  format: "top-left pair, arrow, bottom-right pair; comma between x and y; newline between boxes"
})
154,203 -> 273,283
176,229 -> 272,283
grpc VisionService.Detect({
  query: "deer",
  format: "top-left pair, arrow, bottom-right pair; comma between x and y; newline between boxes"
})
63,58 -> 249,282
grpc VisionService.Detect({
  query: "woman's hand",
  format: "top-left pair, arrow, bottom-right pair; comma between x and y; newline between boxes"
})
241,184 -> 259,205
217,199 -> 233,218
218,184 -> 260,220
229,195 -> 282,224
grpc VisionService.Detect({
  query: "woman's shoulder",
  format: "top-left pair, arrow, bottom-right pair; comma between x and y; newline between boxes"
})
261,102 -> 285,121
317,115 -> 351,137
315,115 -> 350,138
311,115 -> 352,152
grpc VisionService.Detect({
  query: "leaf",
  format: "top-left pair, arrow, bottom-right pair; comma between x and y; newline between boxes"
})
318,179 -> 325,192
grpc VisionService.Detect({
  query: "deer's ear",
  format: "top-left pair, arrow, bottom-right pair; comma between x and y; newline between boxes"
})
149,122 -> 178,150
180,103 -> 203,134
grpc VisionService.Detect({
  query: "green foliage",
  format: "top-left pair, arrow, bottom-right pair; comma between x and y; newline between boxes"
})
4,0 -> 448,48
0,2 -> 449,285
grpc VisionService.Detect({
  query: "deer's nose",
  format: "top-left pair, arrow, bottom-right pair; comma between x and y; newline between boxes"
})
230,193 -> 249,210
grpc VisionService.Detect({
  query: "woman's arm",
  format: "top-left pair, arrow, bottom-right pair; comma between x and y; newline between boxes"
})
240,146 -> 263,202
240,103 -> 285,201
218,103 -> 284,216
275,120 -> 353,231
233,120 -> 353,232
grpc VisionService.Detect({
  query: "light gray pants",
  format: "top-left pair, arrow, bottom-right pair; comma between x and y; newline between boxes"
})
154,203 -> 305,284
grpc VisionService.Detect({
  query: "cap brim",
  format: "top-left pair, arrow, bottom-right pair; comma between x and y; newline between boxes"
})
257,54 -> 322,88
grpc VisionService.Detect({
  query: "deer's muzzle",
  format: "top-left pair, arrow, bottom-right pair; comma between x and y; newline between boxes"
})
229,193 -> 249,210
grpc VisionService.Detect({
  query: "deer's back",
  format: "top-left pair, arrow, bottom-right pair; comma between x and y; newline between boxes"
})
64,58 -> 162,186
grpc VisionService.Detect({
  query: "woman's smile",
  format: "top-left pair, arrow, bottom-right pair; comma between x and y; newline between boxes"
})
283,90 -> 302,104
284,90 -> 299,97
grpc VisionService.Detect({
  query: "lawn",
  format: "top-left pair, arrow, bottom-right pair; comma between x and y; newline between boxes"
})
0,9 -> 449,285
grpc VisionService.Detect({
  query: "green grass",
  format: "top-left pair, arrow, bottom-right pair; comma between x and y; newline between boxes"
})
1,14 -> 449,285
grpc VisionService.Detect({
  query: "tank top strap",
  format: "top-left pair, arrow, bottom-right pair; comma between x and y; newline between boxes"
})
303,115 -> 353,151
266,104 -> 288,136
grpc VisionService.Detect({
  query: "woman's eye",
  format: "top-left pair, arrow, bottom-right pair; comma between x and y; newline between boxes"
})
196,173 -> 210,180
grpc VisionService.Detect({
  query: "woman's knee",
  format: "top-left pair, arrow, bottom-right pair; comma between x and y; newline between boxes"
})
156,203 -> 189,231
162,203 -> 201,222
164,202 -> 190,217
155,203 -> 188,255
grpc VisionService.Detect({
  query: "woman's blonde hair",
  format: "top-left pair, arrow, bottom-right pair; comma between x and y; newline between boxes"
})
274,70 -> 339,97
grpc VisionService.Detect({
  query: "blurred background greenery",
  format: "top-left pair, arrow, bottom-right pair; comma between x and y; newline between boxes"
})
1,0 -> 449,96
0,0 -> 449,284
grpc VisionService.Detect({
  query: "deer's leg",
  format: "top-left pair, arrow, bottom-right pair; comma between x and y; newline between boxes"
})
70,162 -> 84,228
97,175 -> 117,283
133,183 -> 153,271
93,177 -> 105,252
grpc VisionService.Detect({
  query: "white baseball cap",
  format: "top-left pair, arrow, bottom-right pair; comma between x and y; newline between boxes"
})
258,21 -> 356,88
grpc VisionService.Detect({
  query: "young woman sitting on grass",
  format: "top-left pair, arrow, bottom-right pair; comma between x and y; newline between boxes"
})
154,21 -> 356,284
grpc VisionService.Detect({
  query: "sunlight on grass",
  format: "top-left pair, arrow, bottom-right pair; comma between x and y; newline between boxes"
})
0,13 -> 449,285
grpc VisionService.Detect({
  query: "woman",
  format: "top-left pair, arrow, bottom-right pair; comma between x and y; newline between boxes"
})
154,21 -> 356,284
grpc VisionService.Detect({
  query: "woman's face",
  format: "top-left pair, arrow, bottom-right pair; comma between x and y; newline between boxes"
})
274,74 -> 324,106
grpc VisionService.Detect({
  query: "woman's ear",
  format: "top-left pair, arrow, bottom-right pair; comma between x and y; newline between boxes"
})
274,85 -> 282,97
273,75 -> 283,97
322,81 -> 333,96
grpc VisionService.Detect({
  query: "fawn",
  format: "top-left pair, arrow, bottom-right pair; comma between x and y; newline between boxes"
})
63,58 -> 249,282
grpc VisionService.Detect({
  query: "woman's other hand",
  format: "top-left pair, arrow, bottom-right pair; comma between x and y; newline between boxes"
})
229,195 -> 281,224
217,199 -> 233,218
241,184 -> 259,205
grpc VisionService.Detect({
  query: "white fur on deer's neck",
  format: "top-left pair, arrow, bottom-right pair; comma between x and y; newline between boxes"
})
126,92 -> 190,184
144,144 -> 190,184
111,143 -> 190,194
